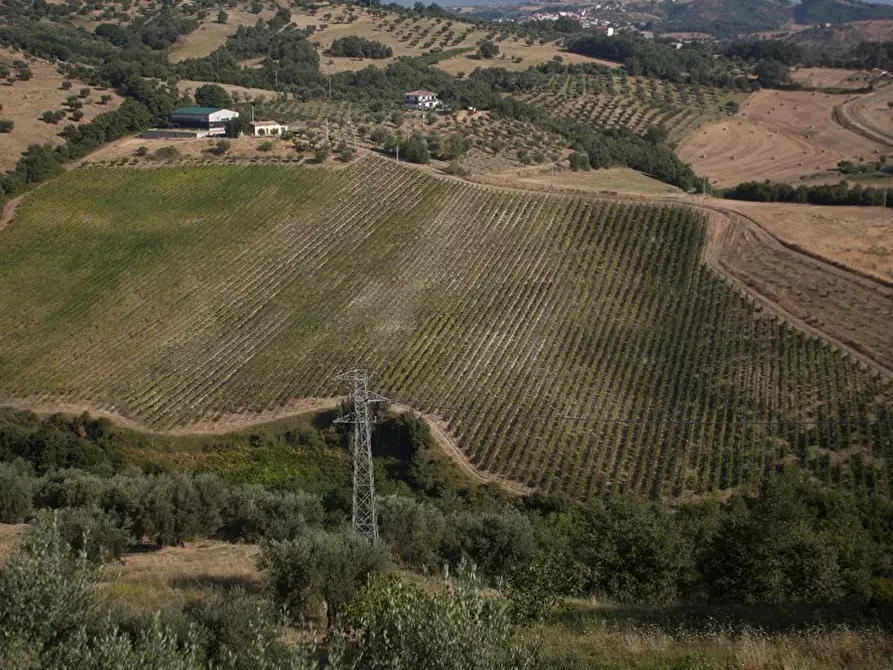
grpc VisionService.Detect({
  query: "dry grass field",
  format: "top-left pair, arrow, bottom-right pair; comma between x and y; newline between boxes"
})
839,84 -> 893,146
718,199 -> 893,283
170,4 -> 612,76
0,48 -> 124,171
479,165 -> 683,195
0,523 -> 26,566
790,67 -> 864,89
677,89 -> 889,188
168,9 -> 276,62
100,540 -> 261,610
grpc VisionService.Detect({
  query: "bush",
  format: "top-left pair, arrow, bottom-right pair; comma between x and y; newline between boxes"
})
0,119 -> 13,133
135,146 -> 148,156
378,496 -> 446,569
210,140 -> 230,156
260,528 -> 389,627
569,151 -> 590,171
78,87 -> 90,99
314,145 -> 330,163
258,140 -> 274,152
216,9 -> 228,23
327,36 -> 393,59
347,569 -> 530,670
0,463 -> 34,524
40,110 -> 65,124
400,135 -> 430,164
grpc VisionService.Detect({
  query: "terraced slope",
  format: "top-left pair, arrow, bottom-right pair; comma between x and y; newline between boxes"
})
1,157 -> 891,499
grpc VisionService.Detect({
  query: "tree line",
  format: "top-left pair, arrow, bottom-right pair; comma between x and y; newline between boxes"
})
1,408 -> 892,613
723,179 -> 893,207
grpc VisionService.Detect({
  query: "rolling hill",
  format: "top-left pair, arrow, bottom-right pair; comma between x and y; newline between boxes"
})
1,157 -> 891,500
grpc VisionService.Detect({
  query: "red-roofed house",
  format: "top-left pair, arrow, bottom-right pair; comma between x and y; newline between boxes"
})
404,90 -> 440,110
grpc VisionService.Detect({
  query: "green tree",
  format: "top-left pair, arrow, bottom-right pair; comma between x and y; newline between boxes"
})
16,144 -> 63,184
400,134 -> 430,164
441,133 -> 470,161
260,529 -> 389,627
574,495 -> 691,604
478,40 -> 499,59
194,83 -> 233,109
217,9 -> 228,23
0,463 -> 34,524
0,119 -> 14,133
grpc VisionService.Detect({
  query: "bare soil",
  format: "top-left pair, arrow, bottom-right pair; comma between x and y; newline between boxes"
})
676,88 -> 889,188
790,67 -> 864,89
0,48 -> 124,171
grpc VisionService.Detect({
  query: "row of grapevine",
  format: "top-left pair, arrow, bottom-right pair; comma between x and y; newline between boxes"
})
1,156 -> 891,499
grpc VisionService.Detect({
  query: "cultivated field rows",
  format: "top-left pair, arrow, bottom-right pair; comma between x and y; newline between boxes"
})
519,73 -> 731,140
1,156 -> 891,499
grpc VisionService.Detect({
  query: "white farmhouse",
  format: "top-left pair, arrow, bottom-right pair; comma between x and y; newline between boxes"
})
404,90 -> 440,110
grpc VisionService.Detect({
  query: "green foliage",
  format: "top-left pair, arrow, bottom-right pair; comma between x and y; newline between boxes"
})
504,551 -> 587,623
216,9 -> 228,24
574,496 -> 691,605
0,462 -> 34,523
315,145 -> 330,163
478,40 -> 499,59
400,134 -> 430,164
440,133 -> 470,161
453,506 -> 536,578
15,144 -> 63,184
260,529 -> 390,627
0,119 -> 13,133
568,152 -> 590,171
194,83 -> 232,109
346,570 -> 534,670
327,36 -> 393,59
378,495 -> 447,569
258,140 -> 275,152
724,179 -> 893,207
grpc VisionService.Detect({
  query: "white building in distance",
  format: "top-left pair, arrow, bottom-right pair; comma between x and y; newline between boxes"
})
404,90 -> 440,110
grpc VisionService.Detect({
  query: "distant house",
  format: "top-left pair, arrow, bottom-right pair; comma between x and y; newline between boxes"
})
169,106 -> 239,136
404,90 -> 440,110
250,120 -> 289,136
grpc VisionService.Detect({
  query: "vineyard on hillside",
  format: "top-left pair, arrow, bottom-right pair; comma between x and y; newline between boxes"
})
0,157 -> 891,499
519,73 -> 740,141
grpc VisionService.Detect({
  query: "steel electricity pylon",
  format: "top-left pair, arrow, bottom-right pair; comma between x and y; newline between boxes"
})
334,370 -> 387,541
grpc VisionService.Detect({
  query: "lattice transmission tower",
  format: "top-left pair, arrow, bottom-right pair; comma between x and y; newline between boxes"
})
334,370 -> 387,541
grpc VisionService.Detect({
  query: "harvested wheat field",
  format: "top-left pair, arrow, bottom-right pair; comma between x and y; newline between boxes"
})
790,67 -> 863,89
704,201 -> 893,378
839,84 -> 893,146
0,48 -> 124,171
718,199 -> 893,282
677,89 -> 887,188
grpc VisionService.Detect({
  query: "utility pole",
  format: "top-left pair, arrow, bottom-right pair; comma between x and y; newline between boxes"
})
326,118 -> 330,145
334,370 -> 387,542
395,145 -> 399,163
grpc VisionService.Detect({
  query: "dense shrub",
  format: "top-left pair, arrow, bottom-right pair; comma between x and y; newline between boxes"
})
260,529 -> 389,627
327,36 -> 392,59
